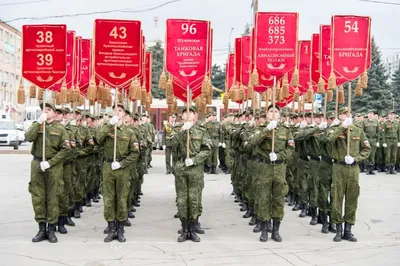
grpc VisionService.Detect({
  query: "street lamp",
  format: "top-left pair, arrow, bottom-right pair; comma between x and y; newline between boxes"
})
228,28 -> 234,53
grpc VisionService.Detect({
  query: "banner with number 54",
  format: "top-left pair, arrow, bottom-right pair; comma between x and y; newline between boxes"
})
165,19 -> 211,89
254,12 -> 298,77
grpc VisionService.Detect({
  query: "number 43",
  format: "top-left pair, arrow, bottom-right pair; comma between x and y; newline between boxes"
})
344,21 -> 359,33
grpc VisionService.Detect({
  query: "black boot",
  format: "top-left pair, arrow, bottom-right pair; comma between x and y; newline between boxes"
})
253,221 -> 261,233
288,192 -> 295,206
104,221 -> 116,242
92,189 -> 99,203
390,166 -> 397,175
134,200 -> 140,207
266,219 -> 272,233
299,204 -> 307,218
116,221 -> 126,242
131,205 -> 136,212
259,221 -> 268,242
195,218 -> 205,234
333,224 -> 343,242
85,193 -> 92,207
174,212 -> 179,219
177,219 -> 189,242
342,223 -> 358,242
240,202 -> 248,212
74,203 -> 81,218
386,165 -> 391,175
310,207 -> 318,225
48,224 -> 58,243
243,208 -> 252,218
328,213 -> 337,233
79,200 -> 84,212
292,202 -> 301,211
211,166 -> 217,174
128,210 -> 135,218
124,219 -> 131,227
58,216 -> 68,234
189,221 -> 201,242
65,208 -> 75,226
321,213 -> 329,234
32,222 -> 47,242
271,219 -> 282,242
249,215 -> 257,226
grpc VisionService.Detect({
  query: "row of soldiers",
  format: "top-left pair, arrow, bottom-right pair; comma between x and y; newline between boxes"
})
220,106 -> 371,242
26,102 -> 155,243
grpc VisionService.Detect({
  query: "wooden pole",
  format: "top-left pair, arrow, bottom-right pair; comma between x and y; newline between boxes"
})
113,88 -> 118,162
186,85 -> 191,159
335,86 -> 339,119
272,76 -> 276,153
346,82 -> 351,156
42,90 -> 46,161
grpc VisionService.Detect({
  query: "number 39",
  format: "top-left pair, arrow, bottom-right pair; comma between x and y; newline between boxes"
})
344,21 -> 359,33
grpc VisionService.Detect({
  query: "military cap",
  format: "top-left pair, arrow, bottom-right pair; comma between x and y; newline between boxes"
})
74,109 -> 82,114
290,112 -> 299,118
39,102 -> 55,111
355,113 -> 361,117
169,114 -> 176,118
281,107 -> 290,115
338,107 -> 350,115
63,107 -> 72,114
315,111 -> 324,117
367,109 -> 377,114
326,111 -> 336,119
85,113 -> 95,120
360,112 -> 366,117
254,111 -> 260,117
228,113 -> 234,117
267,104 -> 280,111
389,110 -> 396,114
205,113 -> 211,118
132,113 -> 140,121
54,106 -> 64,113
305,112 -> 313,117
260,111 -> 267,118
124,109 -> 131,116
380,111 -> 387,117
112,103 -> 125,110
182,105 -> 198,113
99,114 -> 104,119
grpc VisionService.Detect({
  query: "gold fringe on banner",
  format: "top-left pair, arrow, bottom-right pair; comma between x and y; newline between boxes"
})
251,68 -> 259,86
55,92 -> 61,105
89,99 -> 95,106
101,101 -> 107,110
338,85 -> 345,104
355,78 -> 363,97
159,70 -> 167,89
87,77 -> 97,101
117,91 -> 123,103
141,87 -> 147,101
60,79 -> 68,104
166,77 -> 173,98
17,79 -> 25,104
328,72 -> 336,90
291,68 -> 299,87
294,87 -> 300,102
247,85 -> 253,99
327,90 -> 334,102
97,81 -> 104,100
103,84 -> 110,102
306,85 -> 314,103
360,71 -> 368,89
37,87 -> 43,101
317,77 -> 325,94
29,83 -> 36,98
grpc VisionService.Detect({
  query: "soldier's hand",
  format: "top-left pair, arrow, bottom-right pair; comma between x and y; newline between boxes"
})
218,143 -> 223,147
266,120 -> 278,131
37,113 -> 47,124
109,116 -> 119,125
344,155 -> 355,165
269,152 -> 278,162
40,161 -> 50,172
111,162 -> 121,170
319,122 -> 328,129
248,119 -> 256,127
398,143 -> 400,147
342,117 -> 353,128
376,142 -> 380,147
332,118 -> 341,126
162,145 -> 166,150
299,121 -> 307,128
181,122 -> 193,131
383,143 -> 387,148
185,158 -> 194,167
222,143 -> 226,148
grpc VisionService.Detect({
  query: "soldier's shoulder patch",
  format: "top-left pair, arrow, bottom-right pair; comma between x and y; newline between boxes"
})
89,139 -> 95,145
133,142 -> 140,150
288,139 -> 295,147
364,140 -> 370,147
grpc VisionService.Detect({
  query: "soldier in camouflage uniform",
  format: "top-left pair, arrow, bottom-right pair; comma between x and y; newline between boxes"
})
286,112 -> 299,207
163,114 -> 176,174
172,106 -> 212,242
143,114 -> 155,168
26,103 -> 71,243
327,107 -> 371,242
84,113 -> 99,207
376,114 -> 386,172
382,111 -> 400,174
205,112 -> 221,174
218,115 -> 228,173
362,110 -> 380,175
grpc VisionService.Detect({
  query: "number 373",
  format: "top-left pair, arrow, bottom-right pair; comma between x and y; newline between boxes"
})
268,36 -> 285,44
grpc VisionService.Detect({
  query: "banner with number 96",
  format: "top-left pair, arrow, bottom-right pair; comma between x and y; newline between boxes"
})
22,25 -> 67,89
254,12 -> 298,77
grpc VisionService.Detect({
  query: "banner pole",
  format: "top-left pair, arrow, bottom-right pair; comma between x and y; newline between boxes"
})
272,75 -> 276,153
346,82 -> 351,156
113,88 -> 118,162
186,85 -> 191,159
42,90 -> 46,161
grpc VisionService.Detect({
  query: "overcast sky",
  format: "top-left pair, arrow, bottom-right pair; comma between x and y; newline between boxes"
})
1,0 -> 400,65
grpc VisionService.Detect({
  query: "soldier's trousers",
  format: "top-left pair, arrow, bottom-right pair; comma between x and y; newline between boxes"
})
241,156 -> 251,203
286,158 -> 295,194
365,144 -> 377,166
74,157 -> 87,203
128,166 -> 139,208
174,162 -> 203,221
219,147 -> 227,169
231,152 -> 240,190
308,159 -> 320,208
102,162 -> 130,222
225,147 -> 233,169
29,160 -> 63,225
86,162 -> 96,194
207,145 -> 219,167
165,146 -> 172,172
331,164 -> 360,225
59,162 -> 73,216
385,141 -> 398,166
297,158 -> 310,205
247,159 -> 260,212
317,160 -> 333,213
376,146 -> 384,165
255,162 -> 288,221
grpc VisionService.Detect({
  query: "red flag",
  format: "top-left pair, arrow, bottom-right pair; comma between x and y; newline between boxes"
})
79,39 -> 91,92
311,34 -> 320,88
241,36 -> 251,86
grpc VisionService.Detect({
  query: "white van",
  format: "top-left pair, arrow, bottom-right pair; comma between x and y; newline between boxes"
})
0,120 -> 25,146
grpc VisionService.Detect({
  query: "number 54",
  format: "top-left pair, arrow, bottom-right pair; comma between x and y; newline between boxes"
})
344,21 -> 359,33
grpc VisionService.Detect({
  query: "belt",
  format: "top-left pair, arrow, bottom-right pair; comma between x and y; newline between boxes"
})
299,155 -> 309,161
321,156 -> 333,164
332,159 -> 358,166
253,157 -> 284,165
309,155 -> 321,161
33,156 -> 43,162
104,157 -> 126,163
63,161 -> 72,166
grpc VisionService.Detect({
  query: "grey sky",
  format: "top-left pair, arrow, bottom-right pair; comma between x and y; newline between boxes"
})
1,0 -> 399,65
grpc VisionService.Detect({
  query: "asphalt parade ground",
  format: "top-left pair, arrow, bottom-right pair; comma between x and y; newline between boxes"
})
0,153 -> 399,266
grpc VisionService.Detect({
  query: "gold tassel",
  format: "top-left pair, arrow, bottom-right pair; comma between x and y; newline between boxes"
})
73,86 -> 81,103
291,68 -> 299,87
67,89 -> 72,103
338,85 -> 345,104
17,79 -> 25,104
261,91 -> 267,101
29,83 -> 36,98
141,87 -> 147,101
159,70 -> 167,89
97,81 -> 104,100
318,77 -> 325,94
355,78 -> 363,97
101,101 -> 107,110
294,87 -> 300,102
103,84 -> 110,102
202,76 -> 209,94
207,77 -> 213,98
55,92 -> 61,105
247,85 -> 253,99
117,91 -> 123,103
306,85 -> 314,103
239,84 -> 245,101
251,68 -> 259,86
106,93 -> 112,107
231,84 -> 240,102
360,71 -> 368,89
37,87 -> 43,100
327,90 -> 333,102
129,79 -> 140,100
166,77 -> 173,98
87,77 -> 97,101
89,99 -> 95,106
282,82 -> 289,99
328,72 -> 336,90
60,79 -> 68,104
206,95 -> 212,105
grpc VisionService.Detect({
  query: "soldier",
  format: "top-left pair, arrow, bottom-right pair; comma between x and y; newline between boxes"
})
327,107 -> 371,242
205,112 -> 220,174
99,103 -> 140,242
26,103 -> 71,243
286,113 -> 299,207
172,105 -> 212,242
382,111 -> 400,174
376,113 -> 386,172
248,105 -> 294,242
144,114 -> 155,168
84,113 -> 98,206
218,115 -> 228,173
362,110 -> 380,175
162,114 -> 176,174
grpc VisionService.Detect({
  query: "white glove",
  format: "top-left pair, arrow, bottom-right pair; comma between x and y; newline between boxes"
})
181,122 -> 193,131
342,117 -> 353,128
266,120 -> 278,131
218,143 -> 223,147
376,142 -> 380,147
37,113 -> 47,124
185,158 -> 194,167
248,119 -> 255,127
111,162 -> 121,170
40,161 -> 50,172
110,115 -> 119,125
309,123 -> 316,128
222,143 -> 226,148
345,155 -> 355,165
383,143 -> 387,148
162,145 -> 166,150
319,122 -> 328,130
398,143 -> 400,147
332,118 -> 341,126
284,121 -> 291,127
300,121 -> 307,128
269,152 -> 278,162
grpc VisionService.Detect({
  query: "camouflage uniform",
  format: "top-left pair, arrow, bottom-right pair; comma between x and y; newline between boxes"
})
205,115 -> 220,174
362,116 -> 379,174
382,117 -> 400,174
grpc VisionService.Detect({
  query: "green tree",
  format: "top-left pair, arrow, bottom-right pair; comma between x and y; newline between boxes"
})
390,65 -> 400,113
147,41 -> 166,99
211,64 -> 226,98
243,23 -> 251,36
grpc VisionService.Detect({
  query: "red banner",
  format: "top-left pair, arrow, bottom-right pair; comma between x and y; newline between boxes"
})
173,81 -> 202,102
235,38 -> 242,83
66,31 -> 75,88
94,19 -> 142,88
22,24 -> 67,89
254,12 -> 298,76
298,40 -> 311,93
226,53 -> 235,90
145,52 -> 152,92
80,39 -> 91,91
320,25 -> 347,86
208,28 -> 213,74
241,36 -> 251,86
311,34 -> 319,87
74,36 -> 82,86
166,19 -> 210,89
331,15 -> 371,81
